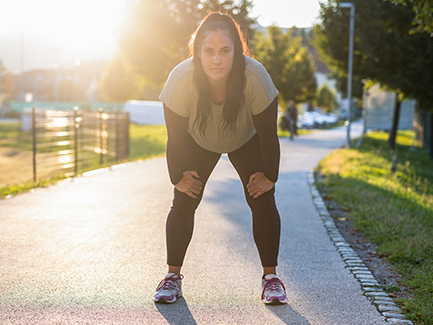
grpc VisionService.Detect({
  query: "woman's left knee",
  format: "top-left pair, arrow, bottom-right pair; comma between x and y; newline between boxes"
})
245,187 -> 277,211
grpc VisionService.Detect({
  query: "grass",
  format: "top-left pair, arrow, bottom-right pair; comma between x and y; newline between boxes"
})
129,123 -> 167,160
0,122 -> 30,149
277,119 -> 346,138
316,130 -> 433,325
323,120 -> 346,129
0,175 -> 69,199
277,128 -> 311,137
0,122 -> 19,138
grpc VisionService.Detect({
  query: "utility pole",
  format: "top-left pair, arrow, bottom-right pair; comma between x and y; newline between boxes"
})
0,65 -> 2,108
20,30 -> 25,102
339,2 -> 355,149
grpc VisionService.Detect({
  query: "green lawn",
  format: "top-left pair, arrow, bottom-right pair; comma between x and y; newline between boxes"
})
316,130 -> 432,325
129,123 -> 167,160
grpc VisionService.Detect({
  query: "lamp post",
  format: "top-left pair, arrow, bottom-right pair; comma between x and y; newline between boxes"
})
0,69 -> 3,107
53,63 -> 58,102
339,2 -> 355,149
20,30 -> 25,102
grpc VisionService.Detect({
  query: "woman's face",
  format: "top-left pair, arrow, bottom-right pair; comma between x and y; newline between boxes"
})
199,30 -> 234,85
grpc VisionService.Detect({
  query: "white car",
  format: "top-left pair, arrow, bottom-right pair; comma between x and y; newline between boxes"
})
303,111 -> 325,128
324,113 -> 338,124
297,113 -> 315,129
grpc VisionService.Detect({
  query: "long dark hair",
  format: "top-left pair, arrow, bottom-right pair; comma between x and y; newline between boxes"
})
188,12 -> 250,138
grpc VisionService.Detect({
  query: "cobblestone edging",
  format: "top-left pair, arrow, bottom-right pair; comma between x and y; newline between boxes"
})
307,171 -> 413,325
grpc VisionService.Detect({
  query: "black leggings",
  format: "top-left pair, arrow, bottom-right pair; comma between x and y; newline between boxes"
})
166,134 -> 281,267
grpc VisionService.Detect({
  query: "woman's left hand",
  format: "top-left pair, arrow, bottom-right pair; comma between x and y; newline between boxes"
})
247,172 -> 275,199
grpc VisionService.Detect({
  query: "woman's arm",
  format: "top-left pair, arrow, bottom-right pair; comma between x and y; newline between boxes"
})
252,97 -> 280,183
164,104 -> 202,198
164,103 -> 188,185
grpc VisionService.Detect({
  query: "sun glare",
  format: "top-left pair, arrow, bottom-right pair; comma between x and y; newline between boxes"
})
0,0 -> 124,46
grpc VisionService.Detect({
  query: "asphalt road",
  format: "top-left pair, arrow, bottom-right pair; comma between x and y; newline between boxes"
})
0,121 -> 388,324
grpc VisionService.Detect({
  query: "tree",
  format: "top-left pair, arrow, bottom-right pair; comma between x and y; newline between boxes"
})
99,54 -> 144,102
385,0 -> 433,36
313,0 -> 433,150
119,0 -> 255,87
316,84 -> 337,112
254,26 -> 317,107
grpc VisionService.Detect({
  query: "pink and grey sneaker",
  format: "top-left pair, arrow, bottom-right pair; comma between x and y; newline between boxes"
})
261,274 -> 287,305
153,273 -> 184,304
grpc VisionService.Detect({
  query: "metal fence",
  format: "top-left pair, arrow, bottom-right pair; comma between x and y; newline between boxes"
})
0,107 -> 129,184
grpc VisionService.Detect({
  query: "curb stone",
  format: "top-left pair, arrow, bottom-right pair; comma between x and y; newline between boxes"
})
307,171 -> 413,325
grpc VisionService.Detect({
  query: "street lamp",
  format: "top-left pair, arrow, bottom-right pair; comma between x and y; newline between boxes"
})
20,30 -> 25,102
339,2 -> 355,149
0,69 -> 3,106
53,63 -> 58,102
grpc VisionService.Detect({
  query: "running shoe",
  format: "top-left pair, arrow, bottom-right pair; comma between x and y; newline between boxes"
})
153,273 -> 184,303
261,274 -> 287,305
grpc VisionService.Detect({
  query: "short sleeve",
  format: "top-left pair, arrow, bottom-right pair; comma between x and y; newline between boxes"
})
245,58 -> 279,115
159,59 -> 195,118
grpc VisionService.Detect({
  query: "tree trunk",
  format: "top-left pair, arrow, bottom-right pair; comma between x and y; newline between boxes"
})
429,112 -> 433,159
388,96 -> 402,151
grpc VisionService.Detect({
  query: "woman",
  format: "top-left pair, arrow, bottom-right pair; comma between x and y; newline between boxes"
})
153,12 -> 286,305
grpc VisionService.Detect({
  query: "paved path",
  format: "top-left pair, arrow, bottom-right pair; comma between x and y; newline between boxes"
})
0,121 -> 388,324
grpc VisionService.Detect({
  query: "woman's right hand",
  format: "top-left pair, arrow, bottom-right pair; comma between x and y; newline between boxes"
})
174,171 -> 202,199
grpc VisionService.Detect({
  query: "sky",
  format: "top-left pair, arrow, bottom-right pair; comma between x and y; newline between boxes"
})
0,0 -> 323,74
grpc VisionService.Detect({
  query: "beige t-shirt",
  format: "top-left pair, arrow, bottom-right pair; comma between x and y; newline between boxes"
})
159,56 -> 279,153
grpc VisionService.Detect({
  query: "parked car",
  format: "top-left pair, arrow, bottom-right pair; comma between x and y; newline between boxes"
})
297,113 -> 315,129
324,112 -> 338,124
312,111 -> 338,126
303,111 -> 325,128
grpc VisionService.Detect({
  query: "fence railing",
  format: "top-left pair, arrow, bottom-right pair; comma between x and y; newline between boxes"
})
0,107 -> 129,184
31,107 -> 130,181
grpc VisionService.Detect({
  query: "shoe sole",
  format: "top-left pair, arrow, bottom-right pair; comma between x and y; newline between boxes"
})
153,291 -> 183,304
154,297 -> 176,304
264,297 -> 287,305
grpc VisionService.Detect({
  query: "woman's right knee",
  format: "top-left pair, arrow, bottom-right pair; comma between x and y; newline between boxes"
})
171,189 -> 202,212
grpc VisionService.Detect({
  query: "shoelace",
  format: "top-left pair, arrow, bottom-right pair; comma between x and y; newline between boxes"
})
261,277 -> 286,300
156,274 -> 184,292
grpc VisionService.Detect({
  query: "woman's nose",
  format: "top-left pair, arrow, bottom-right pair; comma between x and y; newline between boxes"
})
213,55 -> 221,64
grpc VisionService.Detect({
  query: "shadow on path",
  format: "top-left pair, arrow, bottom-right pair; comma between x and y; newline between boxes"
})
155,297 -> 198,325
266,304 -> 311,324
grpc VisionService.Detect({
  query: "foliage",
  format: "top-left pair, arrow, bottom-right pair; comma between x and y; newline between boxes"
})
99,54 -> 144,102
385,0 -> 433,36
316,130 -> 433,324
316,84 -> 337,112
313,0 -> 433,112
253,26 -> 317,107
332,72 -> 364,100
119,0 -> 255,87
